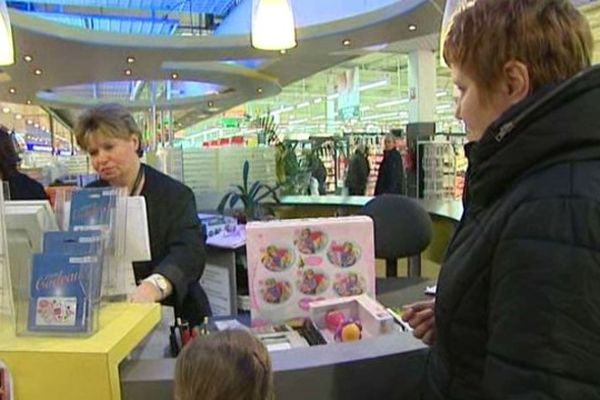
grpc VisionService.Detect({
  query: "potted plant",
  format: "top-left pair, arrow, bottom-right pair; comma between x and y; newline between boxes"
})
217,160 -> 279,223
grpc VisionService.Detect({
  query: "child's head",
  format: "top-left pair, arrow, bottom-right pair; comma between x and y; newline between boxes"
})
174,330 -> 274,400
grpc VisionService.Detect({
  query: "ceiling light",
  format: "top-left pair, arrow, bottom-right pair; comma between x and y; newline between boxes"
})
327,93 -> 339,100
1,107 -> 9,113
26,119 -> 32,125
23,55 -> 32,62
359,80 -> 388,91
171,72 -> 179,80
34,123 -> 39,128
126,56 -> 135,64
124,69 -> 132,76
342,39 -> 351,46
408,24 -> 417,32
251,0 -> 297,51
297,101 -> 310,109
26,99 -> 31,105
15,113 -> 22,119
313,98 -> 323,104
34,68 -> 42,76
257,87 -> 263,94
8,87 -> 15,94
279,49 -> 287,55
208,101 -> 214,108
0,3 -> 14,66
436,91 -> 448,97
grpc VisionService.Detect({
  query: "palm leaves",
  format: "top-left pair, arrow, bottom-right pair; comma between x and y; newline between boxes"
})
217,160 -> 279,221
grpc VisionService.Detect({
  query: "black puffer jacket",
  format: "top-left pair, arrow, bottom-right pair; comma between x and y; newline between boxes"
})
424,65 -> 600,399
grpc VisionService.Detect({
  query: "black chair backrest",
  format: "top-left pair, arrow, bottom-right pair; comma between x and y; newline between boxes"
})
359,194 -> 432,260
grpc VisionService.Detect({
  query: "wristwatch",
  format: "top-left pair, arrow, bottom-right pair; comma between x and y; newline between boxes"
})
144,274 -> 170,299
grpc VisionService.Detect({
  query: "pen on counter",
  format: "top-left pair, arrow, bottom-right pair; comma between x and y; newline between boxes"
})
386,307 -> 413,332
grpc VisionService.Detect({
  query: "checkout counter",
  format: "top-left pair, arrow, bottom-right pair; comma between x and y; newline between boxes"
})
119,196 -> 462,400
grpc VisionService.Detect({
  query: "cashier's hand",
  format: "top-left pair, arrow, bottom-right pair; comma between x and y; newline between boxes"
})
129,282 -> 161,303
402,299 -> 436,346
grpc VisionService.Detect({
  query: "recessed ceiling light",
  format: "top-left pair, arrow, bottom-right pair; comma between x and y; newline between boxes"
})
342,39 -> 351,46
257,88 -> 263,94
8,87 -> 16,94
34,68 -> 42,76
171,72 -> 179,80
23,55 -> 33,62
126,56 -> 136,64
208,101 -> 214,108
124,69 -> 132,76
26,99 -> 32,105
26,119 -> 33,125
15,114 -> 22,119
34,123 -> 39,128
279,49 -> 287,55
408,24 -> 417,31
2,107 -> 9,113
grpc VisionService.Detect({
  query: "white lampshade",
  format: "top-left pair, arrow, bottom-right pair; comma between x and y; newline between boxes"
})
0,1 -> 13,66
251,0 -> 297,51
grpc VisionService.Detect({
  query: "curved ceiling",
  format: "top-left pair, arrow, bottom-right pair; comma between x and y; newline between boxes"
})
0,0 -> 445,130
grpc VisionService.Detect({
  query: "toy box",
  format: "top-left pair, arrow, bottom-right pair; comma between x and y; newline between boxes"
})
309,294 -> 394,343
197,214 -> 236,238
246,216 -> 375,325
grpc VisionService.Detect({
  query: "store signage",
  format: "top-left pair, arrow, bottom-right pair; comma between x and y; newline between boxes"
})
221,118 -> 240,128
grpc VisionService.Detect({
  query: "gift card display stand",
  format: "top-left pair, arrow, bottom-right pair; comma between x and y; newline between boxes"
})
10,187 -> 129,337
0,189 -> 13,326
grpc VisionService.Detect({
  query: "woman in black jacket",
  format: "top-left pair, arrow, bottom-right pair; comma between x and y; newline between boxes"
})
74,103 -> 211,326
374,133 -> 403,195
0,127 -> 48,201
403,1 -> 600,398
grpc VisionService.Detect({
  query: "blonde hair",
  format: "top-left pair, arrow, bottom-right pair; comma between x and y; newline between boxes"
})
174,330 -> 274,400
443,0 -> 593,95
74,103 -> 143,154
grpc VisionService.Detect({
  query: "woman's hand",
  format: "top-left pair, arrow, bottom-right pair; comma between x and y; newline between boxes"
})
402,299 -> 436,345
129,281 -> 161,303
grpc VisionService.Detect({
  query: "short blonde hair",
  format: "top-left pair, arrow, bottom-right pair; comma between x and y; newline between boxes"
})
74,103 -> 143,153
443,0 -> 593,95
174,330 -> 274,400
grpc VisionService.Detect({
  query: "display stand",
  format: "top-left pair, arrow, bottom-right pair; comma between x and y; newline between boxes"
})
0,302 -> 160,400
0,188 -> 13,325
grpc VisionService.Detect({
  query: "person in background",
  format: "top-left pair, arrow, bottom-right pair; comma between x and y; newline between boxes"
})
175,329 -> 274,400
0,127 -> 48,201
374,133 -> 403,195
74,103 -> 211,326
345,143 -> 370,195
307,150 -> 327,195
402,0 -> 600,398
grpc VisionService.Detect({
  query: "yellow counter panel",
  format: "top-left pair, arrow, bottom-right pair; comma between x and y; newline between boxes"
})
0,302 -> 161,400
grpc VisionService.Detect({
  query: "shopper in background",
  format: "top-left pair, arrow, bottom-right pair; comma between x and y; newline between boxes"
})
175,329 -> 274,400
402,0 -> 600,398
0,127 -> 48,201
307,151 -> 327,195
374,132 -> 403,195
74,103 -> 211,326
345,143 -> 370,195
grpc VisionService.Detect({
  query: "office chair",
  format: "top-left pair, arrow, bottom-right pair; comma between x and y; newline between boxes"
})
360,194 -> 432,277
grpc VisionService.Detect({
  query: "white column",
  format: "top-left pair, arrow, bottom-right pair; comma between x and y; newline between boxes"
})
407,50 -> 437,122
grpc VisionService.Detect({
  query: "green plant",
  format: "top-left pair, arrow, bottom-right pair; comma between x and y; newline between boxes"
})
217,160 -> 279,221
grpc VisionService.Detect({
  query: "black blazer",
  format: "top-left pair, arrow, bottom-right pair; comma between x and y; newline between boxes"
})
89,164 -> 211,325
6,171 -> 48,201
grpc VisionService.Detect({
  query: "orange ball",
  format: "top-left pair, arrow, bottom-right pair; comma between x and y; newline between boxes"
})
340,323 -> 362,342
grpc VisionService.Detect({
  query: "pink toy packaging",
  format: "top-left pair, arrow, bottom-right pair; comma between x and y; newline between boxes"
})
246,216 -> 375,325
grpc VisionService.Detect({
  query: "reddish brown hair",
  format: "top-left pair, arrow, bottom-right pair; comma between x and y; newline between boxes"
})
443,0 -> 593,94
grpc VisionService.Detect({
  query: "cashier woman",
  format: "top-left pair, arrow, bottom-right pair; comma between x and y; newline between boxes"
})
74,103 -> 211,326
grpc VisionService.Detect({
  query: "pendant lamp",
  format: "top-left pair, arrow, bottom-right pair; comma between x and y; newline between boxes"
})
0,0 -> 13,66
251,0 -> 297,51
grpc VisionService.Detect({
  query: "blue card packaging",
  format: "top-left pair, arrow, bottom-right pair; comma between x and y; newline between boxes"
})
69,188 -> 117,231
43,230 -> 103,254
28,254 -> 99,333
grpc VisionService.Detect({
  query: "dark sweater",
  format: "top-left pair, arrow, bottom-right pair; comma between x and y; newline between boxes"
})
424,65 -> 600,399
5,171 -> 48,201
88,164 -> 211,325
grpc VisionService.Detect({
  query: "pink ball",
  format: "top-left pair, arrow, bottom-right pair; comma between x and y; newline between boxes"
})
325,310 -> 346,331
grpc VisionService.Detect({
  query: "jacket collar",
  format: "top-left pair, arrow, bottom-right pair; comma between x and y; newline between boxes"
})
467,65 -> 600,206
